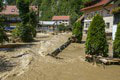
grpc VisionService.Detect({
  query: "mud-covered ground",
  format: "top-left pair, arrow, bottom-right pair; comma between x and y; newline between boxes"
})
0,33 -> 120,80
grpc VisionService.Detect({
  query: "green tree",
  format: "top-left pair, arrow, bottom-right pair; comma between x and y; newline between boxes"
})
85,14 -> 108,57
38,0 -> 91,24
0,0 -> 3,11
15,0 -> 36,42
12,23 -> 33,42
17,0 -> 30,24
6,0 -> 16,5
72,21 -> 83,43
0,1 -> 9,45
113,23 -> 120,58
29,10 -> 38,37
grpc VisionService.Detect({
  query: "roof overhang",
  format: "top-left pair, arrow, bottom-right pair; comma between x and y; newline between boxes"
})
103,0 -> 118,7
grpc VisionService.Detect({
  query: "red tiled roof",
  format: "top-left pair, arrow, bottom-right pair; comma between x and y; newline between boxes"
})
52,16 -> 70,21
0,6 -> 19,15
81,0 -> 110,11
0,5 -> 37,15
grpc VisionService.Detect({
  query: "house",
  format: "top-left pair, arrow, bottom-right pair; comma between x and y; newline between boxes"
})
52,16 -> 70,26
104,0 -> 120,40
0,6 -> 20,27
0,5 -> 37,28
81,0 -> 113,36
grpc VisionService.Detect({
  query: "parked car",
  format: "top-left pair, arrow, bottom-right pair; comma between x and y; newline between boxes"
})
5,26 -> 16,31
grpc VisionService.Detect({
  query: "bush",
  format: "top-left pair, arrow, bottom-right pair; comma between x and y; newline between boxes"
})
58,24 -> 66,32
113,23 -> 120,58
12,23 -> 33,42
85,14 -> 108,57
72,21 -> 83,43
0,16 -> 9,45
0,28 -> 9,44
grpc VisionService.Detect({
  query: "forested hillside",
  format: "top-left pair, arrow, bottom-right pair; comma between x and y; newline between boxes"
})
38,0 -> 91,24
6,0 -> 91,24
6,0 -> 16,5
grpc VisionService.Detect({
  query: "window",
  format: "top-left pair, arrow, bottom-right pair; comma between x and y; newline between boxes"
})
11,9 -> 15,12
106,23 -> 110,29
85,23 -> 90,28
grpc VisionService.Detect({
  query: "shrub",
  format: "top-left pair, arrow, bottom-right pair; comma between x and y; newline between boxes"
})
12,23 -> 33,42
85,14 -> 108,57
72,21 -> 83,43
0,16 -> 9,45
0,28 -> 9,44
58,24 -> 66,32
113,23 -> 120,58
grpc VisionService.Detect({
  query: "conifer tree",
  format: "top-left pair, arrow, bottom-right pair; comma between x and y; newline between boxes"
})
85,14 -> 108,57
14,0 -> 34,42
0,1 -> 9,45
72,21 -> 83,43
17,0 -> 30,24
113,23 -> 120,58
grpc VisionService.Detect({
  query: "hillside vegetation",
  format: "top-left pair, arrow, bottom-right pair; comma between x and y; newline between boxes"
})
6,0 -> 91,24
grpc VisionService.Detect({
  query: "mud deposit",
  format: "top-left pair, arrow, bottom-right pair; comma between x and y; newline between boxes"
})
0,33 -> 120,80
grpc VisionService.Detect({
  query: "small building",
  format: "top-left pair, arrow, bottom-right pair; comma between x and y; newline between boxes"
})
52,16 -> 70,26
0,5 -> 37,27
38,21 -> 57,32
81,0 -> 113,35
104,0 -> 120,40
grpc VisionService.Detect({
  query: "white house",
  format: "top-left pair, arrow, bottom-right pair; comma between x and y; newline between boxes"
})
52,16 -> 70,26
81,0 -> 114,36
104,0 -> 120,40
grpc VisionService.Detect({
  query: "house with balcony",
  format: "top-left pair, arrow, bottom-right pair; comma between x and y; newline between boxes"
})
0,5 -> 37,28
104,0 -> 120,40
52,16 -> 70,26
81,0 -> 113,36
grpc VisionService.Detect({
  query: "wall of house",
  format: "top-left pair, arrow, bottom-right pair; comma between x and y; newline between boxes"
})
55,20 -> 70,26
83,5 -> 114,34
112,0 -> 120,40
104,16 -> 113,33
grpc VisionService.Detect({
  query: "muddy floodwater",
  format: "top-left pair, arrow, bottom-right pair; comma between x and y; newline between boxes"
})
0,33 -> 120,80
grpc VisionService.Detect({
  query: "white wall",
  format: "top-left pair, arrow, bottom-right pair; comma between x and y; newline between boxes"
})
103,16 -> 113,33
112,25 -> 117,40
56,20 -> 70,26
